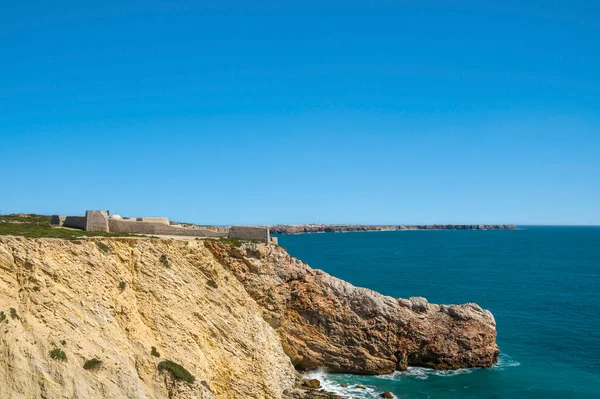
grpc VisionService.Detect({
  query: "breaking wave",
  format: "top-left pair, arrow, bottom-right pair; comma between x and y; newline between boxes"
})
301,355 -> 518,398
492,353 -> 521,370
303,369 -> 394,399
375,366 -> 474,381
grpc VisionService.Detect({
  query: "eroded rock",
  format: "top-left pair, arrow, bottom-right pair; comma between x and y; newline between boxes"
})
206,241 -> 500,375
302,379 -> 321,389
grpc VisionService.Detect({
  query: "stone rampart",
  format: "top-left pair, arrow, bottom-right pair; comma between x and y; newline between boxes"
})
228,226 -> 271,242
50,215 -> 66,226
63,216 -> 86,230
51,210 -> 236,238
108,219 -> 226,237
86,211 -> 109,232
135,217 -> 170,225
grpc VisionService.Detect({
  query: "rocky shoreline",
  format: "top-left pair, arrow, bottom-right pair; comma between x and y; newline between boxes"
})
269,224 -> 515,235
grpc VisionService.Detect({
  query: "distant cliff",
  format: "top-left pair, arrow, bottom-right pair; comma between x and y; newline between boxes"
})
269,224 -> 516,234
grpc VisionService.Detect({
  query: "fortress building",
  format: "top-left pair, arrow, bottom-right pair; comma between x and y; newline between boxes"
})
50,210 -> 275,243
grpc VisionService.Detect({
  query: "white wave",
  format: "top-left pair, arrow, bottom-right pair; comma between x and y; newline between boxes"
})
375,366 -> 474,381
302,369 -> 396,399
376,353 -> 519,382
301,356 -> 518,398
492,353 -> 520,370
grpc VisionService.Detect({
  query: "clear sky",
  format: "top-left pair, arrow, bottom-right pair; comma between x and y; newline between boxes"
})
1,1 -> 599,225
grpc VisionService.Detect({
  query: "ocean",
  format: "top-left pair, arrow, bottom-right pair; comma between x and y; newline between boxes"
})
276,227 -> 600,399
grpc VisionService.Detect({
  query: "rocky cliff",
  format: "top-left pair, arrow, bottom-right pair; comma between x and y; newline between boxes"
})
205,241 -> 499,374
0,235 -> 499,398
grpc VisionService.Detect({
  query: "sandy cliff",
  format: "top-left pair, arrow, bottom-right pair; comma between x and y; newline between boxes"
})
0,236 -> 498,398
0,236 -> 295,399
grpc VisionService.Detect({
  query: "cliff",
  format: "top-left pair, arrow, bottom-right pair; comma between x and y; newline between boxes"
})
0,236 -> 295,399
205,242 -> 499,374
269,224 -> 515,234
0,235 -> 498,398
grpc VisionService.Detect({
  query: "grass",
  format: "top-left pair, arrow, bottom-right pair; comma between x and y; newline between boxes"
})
151,346 -> 160,357
50,348 -> 67,361
212,237 -> 248,247
0,214 -> 133,240
158,360 -> 195,383
83,358 -> 102,370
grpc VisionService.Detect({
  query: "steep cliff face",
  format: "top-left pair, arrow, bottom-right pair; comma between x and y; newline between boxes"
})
0,236 -> 296,399
0,236 -> 499,399
205,241 -> 499,375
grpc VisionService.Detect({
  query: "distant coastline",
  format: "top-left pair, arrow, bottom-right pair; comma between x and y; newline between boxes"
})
269,224 -> 516,235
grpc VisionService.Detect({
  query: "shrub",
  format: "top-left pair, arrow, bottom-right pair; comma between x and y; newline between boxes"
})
206,279 -> 218,289
158,360 -> 195,383
83,358 -> 102,370
0,311 -> 5,323
96,242 -> 112,254
118,281 -> 127,291
159,254 -> 169,267
50,348 -> 67,361
9,308 -> 19,320
151,346 -> 160,357
216,237 -> 244,247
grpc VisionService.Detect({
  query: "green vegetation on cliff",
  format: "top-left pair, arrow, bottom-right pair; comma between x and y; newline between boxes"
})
0,214 -> 132,240
83,358 -> 102,370
158,360 -> 195,383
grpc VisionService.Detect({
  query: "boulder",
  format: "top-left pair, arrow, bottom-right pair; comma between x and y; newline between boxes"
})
302,379 -> 321,389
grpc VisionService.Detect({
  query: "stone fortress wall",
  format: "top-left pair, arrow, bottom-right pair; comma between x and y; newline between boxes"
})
85,210 -> 109,232
50,210 -> 275,243
108,219 -> 226,237
228,226 -> 270,242
63,216 -> 86,230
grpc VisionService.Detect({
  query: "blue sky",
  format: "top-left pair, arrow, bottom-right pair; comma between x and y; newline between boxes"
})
1,1 -> 599,225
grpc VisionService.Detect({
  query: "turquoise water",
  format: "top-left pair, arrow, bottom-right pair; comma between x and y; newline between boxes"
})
276,227 -> 600,399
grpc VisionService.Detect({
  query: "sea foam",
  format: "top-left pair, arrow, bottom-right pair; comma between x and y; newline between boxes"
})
301,356 -> 520,399
492,353 -> 521,370
303,369 -> 393,399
